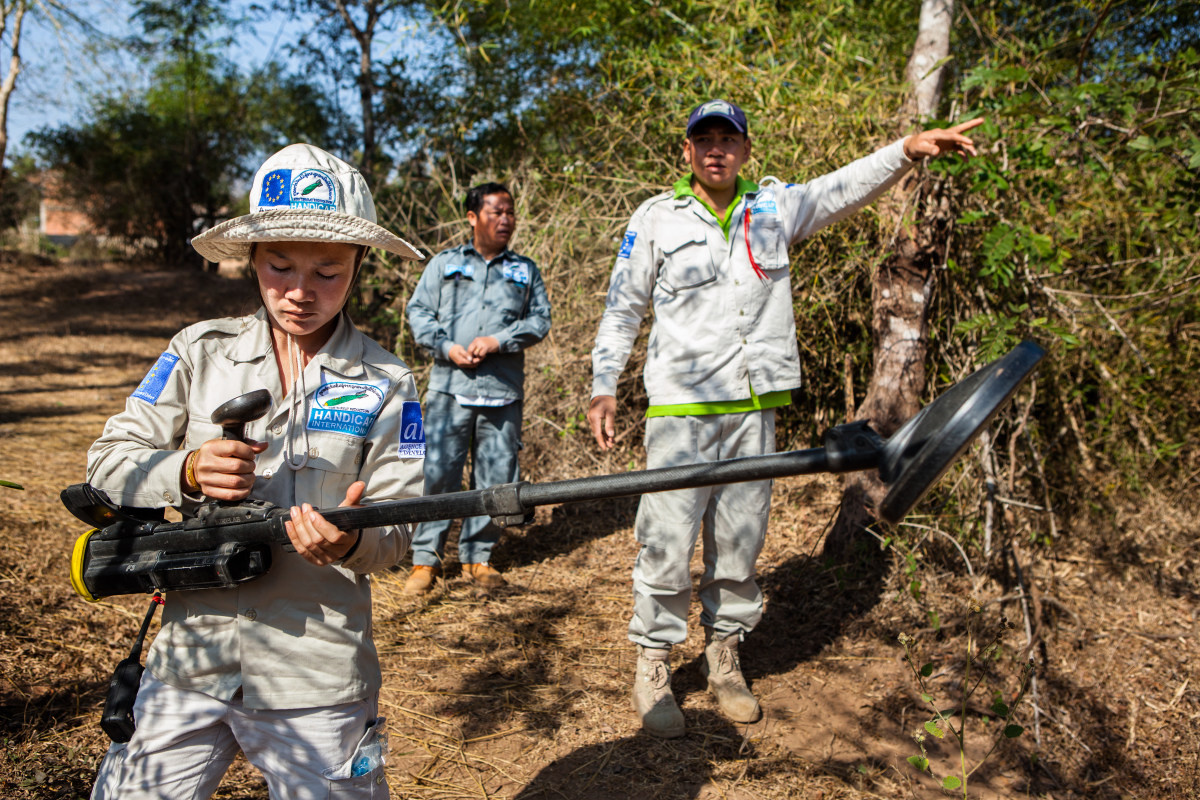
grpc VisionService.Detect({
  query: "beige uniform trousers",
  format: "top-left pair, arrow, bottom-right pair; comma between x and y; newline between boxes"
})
628,409 -> 775,649
91,672 -> 388,799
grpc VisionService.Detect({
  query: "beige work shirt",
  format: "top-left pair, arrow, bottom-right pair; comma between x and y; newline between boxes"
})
591,139 -> 914,406
88,309 -> 424,709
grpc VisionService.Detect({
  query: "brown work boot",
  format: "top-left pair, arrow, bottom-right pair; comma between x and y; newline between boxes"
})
403,565 -> 440,595
462,562 -> 506,590
632,646 -> 685,738
701,630 -> 762,723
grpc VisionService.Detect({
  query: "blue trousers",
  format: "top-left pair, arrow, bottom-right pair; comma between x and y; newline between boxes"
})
411,390 -> 522,567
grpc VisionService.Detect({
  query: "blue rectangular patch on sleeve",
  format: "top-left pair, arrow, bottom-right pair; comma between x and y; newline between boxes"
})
131,352 -> 180,405
618,231 -> 637,259
397,401 -> 425,458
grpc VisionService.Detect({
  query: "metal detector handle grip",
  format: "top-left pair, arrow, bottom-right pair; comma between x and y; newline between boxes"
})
211,389 -> 273,443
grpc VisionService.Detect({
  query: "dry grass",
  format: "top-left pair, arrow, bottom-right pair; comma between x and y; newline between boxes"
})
1,257 -> 1198,799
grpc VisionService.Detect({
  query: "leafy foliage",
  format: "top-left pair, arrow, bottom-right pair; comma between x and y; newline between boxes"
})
29,1 -> 340,264
898,608 -> 1035,798
367,0 -> 1199,571
932,3 -> 1200,535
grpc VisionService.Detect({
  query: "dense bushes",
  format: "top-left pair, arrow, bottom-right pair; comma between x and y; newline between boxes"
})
362,0 -> 1198,564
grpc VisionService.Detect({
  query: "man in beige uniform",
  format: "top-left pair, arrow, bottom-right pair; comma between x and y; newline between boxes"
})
588,100 -> 983,737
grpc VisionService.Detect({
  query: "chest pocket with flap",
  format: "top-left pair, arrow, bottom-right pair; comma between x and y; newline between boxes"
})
657,233 -> 716,293
744,191 -> 789,270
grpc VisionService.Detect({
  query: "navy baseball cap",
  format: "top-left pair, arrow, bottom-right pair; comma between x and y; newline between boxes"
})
685,99 -> 748,137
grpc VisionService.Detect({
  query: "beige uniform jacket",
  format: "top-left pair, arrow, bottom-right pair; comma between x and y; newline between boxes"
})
88,309 -> 424,710
591,139 -> 913,406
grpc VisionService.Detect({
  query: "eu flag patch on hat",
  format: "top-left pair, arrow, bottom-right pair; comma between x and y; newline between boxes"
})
259,169 -> 291,207
132,352 -> 180,405
398,401 -> 425,458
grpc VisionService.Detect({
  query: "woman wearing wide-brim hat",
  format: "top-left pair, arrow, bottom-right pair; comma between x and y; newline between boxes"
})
87,143 -> 425,799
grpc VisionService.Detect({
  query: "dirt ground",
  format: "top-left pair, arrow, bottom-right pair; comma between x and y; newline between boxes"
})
1,257 -> 1197,799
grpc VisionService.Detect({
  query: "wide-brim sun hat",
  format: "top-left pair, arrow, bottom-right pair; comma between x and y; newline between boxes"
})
190,143 -> 423,263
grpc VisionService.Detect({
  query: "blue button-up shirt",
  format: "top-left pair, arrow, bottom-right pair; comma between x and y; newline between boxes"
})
407,243 -> 551,400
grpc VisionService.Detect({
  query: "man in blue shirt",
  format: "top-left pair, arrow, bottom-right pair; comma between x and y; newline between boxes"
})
406,183 -> 552,594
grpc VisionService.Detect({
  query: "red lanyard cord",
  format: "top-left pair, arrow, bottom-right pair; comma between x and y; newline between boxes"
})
744,208 -> 769,283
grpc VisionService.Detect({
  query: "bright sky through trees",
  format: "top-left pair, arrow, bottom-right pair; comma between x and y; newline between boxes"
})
5,0 -> 438,165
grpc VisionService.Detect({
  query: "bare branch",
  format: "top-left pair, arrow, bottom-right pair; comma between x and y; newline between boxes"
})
0,0 -> 28,169
904,0 -> 953,122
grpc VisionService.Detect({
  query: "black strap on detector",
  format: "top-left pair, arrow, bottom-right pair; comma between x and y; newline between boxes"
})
100,592 -> 163,743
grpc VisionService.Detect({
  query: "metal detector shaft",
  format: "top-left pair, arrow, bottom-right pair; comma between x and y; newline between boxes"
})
67,424 -> 882,601
67,340 -> 1044,601
328,422 -> 880,532
77,422 -> 882,560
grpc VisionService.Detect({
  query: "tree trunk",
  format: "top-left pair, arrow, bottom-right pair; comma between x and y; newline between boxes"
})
0,0 -> 29,193
335,0 -> 379,183
826,0 -> 955,555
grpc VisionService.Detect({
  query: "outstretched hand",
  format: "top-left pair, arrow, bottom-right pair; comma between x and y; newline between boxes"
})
903,118 -> 985,161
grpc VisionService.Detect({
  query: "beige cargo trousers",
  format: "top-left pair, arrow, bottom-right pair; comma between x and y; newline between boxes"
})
627,408 -> 775,649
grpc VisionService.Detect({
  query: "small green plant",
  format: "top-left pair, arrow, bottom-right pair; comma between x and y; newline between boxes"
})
1,480 -> 23,490
557,412 -> 586,438
880,533 -> 942,631
898,599 -> 1034,797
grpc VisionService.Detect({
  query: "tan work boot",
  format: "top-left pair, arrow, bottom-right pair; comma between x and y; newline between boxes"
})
403,565 -> 440,595
462,562 -> 506,590
701,630 -> 762,723
633,646 -> 685,738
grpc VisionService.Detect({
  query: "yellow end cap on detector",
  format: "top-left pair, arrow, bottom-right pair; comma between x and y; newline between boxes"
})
70,529 -> 99,603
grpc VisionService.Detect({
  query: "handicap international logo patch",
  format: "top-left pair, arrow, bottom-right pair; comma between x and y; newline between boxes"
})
308,375 -> 387,437
131,352 -> 180,405
503,260 -> 530,285
750,190 -> 778,215
259,169 -> 291,208
289,169 -> 337,211
444,262 -> 474,279
618,230 -> 637,259
398,401 -> 425,458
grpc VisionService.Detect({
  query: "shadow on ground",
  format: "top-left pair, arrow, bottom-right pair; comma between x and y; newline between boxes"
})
510,711 -> 749,800
747,529 -> 890,680
493,495 -> 640,572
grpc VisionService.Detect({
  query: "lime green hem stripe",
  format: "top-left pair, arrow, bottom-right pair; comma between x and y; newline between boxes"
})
646,389 -> 792,418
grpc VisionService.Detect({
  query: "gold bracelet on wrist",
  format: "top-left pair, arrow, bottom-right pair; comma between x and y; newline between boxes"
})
185,450 -> 200,492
